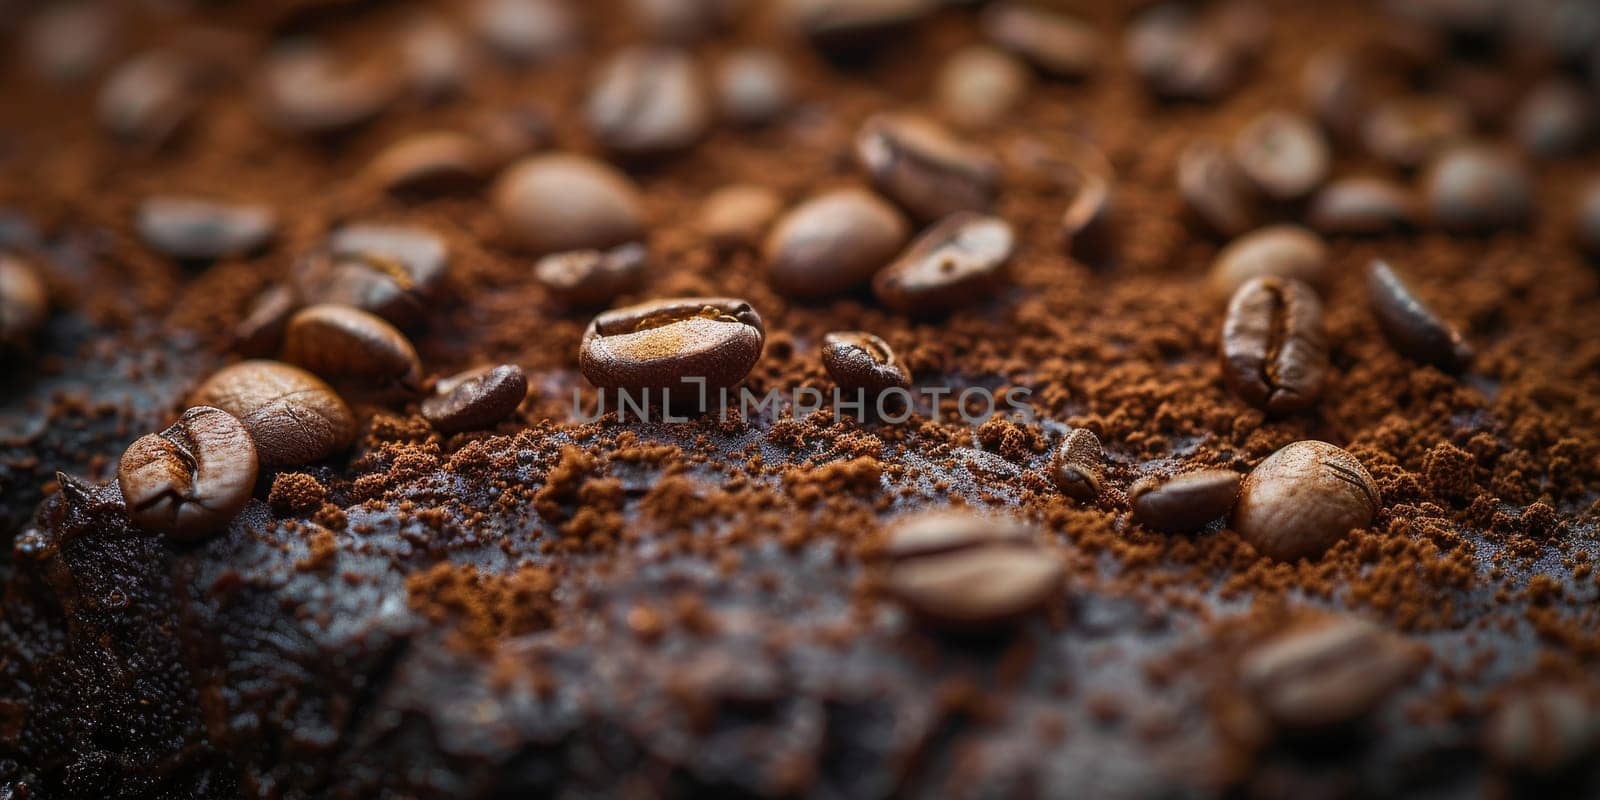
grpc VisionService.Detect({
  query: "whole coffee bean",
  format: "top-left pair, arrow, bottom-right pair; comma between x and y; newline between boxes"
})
422,364 -> 528,434
258,43 -> 399,135
1484,686 -> 1600,775
782,0 -> 933,54
1178,140 -> 1258,238
97,51 -> 195,146
470,0 -> 580,63
1577,179 -> 1600,258
1362,95 -> 1471,170
1232,110 -> 1329,201
1366,259 -> 1471,373
493,154 -> 647,254
1238,615 -> 1421,730
1234,440 -> 1379,561
881,511 -> 1062,631
873,212 -> 1014,314
716,49 -> 793,126
367,131 -> 489,196
981,3 -> 1102,80
586,47 -> 710,156
1514,79 -> 1594,159
1129,469 -> 1241,533
23,3 -> 113,83
1125,4 -> 1244,101
297,224 -> 450,327
136,196 -> 276,262
1299,48 -> 1367,142
282,305 -> 424,397
0,255 -> 49,347
400,17 -> 473,99
935,46 -> 1031,131
821,331 -> 911,398
1422,144 -> 1534,233
1220,276 -> 1328,414
117,406 -> 258,540
579,297 -> 764,403
699,184 -> 782,251
535,242 -> 648,306
1051,428 -> 1103,503
855,113 -> 1000,223
1208,225 -> 1328,301
1307,177 -> 1417,236
765,188 -> 908,298
189,361 -> 355,467
233,284 -> 296,357
1055,138 -> 1117,265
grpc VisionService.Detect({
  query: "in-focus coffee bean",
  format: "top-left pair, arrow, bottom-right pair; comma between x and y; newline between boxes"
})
1220,276 -> 1328,414
1307,177 -> 1417,236
282,305 -> 424,397
97,51 -> 195,146
586,46 -> 710,156
699,184 -> 782,251
1178,140 -> 1258,238
881,510 -> 1062,631
1051,428 -> 1103,503
579,297 -> 764,405
981,3 -> 1102,79
1234,440 -> 1379,561
189,360 -> 354,467
1366,259 -> 1471,373
258,43 -> 399,135
1238,615 -> 1421,730
1484,685 -> 1600,775
296,224 -> 450,327
716,49 -> 792,125
820,331 -> 911,398
1207,224 -> 1328,301
0,254 -> 48,347
856,113 -> 1000,223
765,188 -> 908,298
493,154 -> 647,254
367,131 -> 489,195
535,242 -> 648,307
1362,94 -> 1471,170
117,405 -> 258,540
233,284 -> 297,357
136,196 -> 277,261
1129,469 -> 1240,533
873,211 -> 1014,314
422,364 -> 528,434
1423,144 -> 1534,233
1231,110 -> 1329,201
935,45 -> 1030,130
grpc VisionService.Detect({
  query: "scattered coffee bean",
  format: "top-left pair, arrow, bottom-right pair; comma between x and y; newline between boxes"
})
422,364 -> 528,434
765,188 -> 909,298
1484,685 -> 1600,775
97,51 -> 195,146
296,224 -> 450,327
1299,48 -> 1367,142
367,131 -> 489,196
1423,144 -> 1534,233
821,331 -> 911,398
699,184 -> 783,251
400,17 -> 473,99
282,305 -> 424,397
586,47 -> 710,156
1362,95 -> 1471,170
535,242 -> 648,306
1515,79 -> 1593,159
136,196 -> 277,261
1051,428 -> 1103,503
0,255 -> 49,347
579,297 -> 764,403
1178,139 -> 1258,238
492,154 -> 647,254
23,3 -> 114,83
470,0 -> 580,63
258,42 -> 398,135
716,49 -> 793,125
1220,276 -> 1328,414
935,46 -> 1031,131
117,406 -> 258,541
981,3 -> 1102,80
855,113 -> 1000,223
1307,176 -> 1417,236
881,511 -> 1062,631
475,105 -> 554,164
873,212 -> 1014,314
1129,470 -> 1241,533
1125,4 -> 1245,101
1054,138 -> 1117,265
1234,440 -> 1379,561
190,360 -> 354,467
1238,615 -> 1421,730
1232,110 -> 1329,201
233,284 -> 297,357
783,0 -> 933,54
1577,178 -> 1600,258
1366,259 -> 1471,373
1207,225 -> 1328,301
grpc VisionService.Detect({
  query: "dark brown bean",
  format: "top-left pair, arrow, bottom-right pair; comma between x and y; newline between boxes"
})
1366,259 -> 1471,373
257,43 -> 399,135
492,154 -> 647,254
873,212 -> 1014,314
1484,686 -> 1600,775
136,196 -> 277,261
981,3 -> 1102,79
1054,138 -> 1117,265
765,188 -> 908,298
1577,179 -> 1600,258
118,406 -> 258,540
535,243 -> 648,307
400,17 -> 473,99
935,46 -> 1029,132
296,224 -> 450,327
1125,4 -> 1245,101
470,0 -> 580,63
23,3 -> 113,83
1299,48 -> 1368,142
282,305 -> 423,397
1178,140 -> 1258,239
233,284 -> 297,358
97,51 -> 196,146
586,47 -> 710,156
1208,225 -> 1328,301
579,297 -> 764,404
1362,95 -> 1470,170
1238,615 -> 1421,730
716,49 -> 793,126
1422,144 -> 1534,233
1129,470 -> 1241,533
881,511 -> 1062,631
1220,276 -> 1328,415
422,364 -> 528,434
367,131 -> 489,196
1051,428 -> 1103,503
699,184 -> 783,251
783,0 -> 933,54
1232,110 -> 1329,201
189,360 -> 354,467
1306,176 -> 1417,236
1234,440 -> 1379,561
1514,79 -> 1594,159
821,331 -> 911,398
855,113 -> 1000,223
0,255 -> 49,347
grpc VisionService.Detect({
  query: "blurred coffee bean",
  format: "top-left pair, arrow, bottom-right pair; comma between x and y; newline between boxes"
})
1366,259 -> 1471,373
579,297 -> 764,402
1129,470 -> 1241,533
23,3 -> 114,83
699,184 -> 782,251
295,224 -> 450,327
282,305 -> 424,397
493,154 -> 647,254
535,242 -> 648,306
1221,276 -> 1327,414
1300,48 -> 1367,142
136,196 -> 277,261
1514,79 -> 1594,159
1362,95 -> 1471,170
1238,615 -> 1421,730
782,0 -> 934,54
716,49 -> 793,126
470,0 -> 580,62
630,0 -> 740,42
97,51 -> 196,146
1232,110 -> 1329,201
475,106 -> 554,164
422,364 -> 528,434
881,511 -> 1062,631
367,131 -> 489,196
1484,685 -> 1600,775
233,285 -> 297,358
935,46 -> 1031,130
1422,144 -> 1534,233
117,406 -> 257,541
765,188 -> 908,298
586,47 -> 710,156
1435,64 -> 1514,128
1125,4 -> 1244,101
981,3 -> 1102,80
1234,440 -> 1379,561
821,331 -> 911,398
1307,177 -> 1417,236
0,255 -> 48,347
1051,428 -> 1103,503
856,113 -> 1000,223
258,42 -> 399,135
189,360 -> 354,467
1577,179 -> 1600,258
1208,225 -> 1328,301
1056,139 -> 1117,266
400,17 -> 473,99
1178,140 -> 1258,238
874,212 -> 1014,314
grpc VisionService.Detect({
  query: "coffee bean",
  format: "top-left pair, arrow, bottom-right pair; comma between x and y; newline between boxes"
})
1129,470 -> 1240,533
855,113 -> 1000,223
1054,138 -> 1117,265
935,46 -> 1031,131
579,297 -> 764,403
23,3 -> 113,84
0,255 -> 48,347
782,0 -> 933,54
282,305 -> 424,397
475,106 -> 554,164
1484,685 -> 1600,775
1307,176 -> 1417,236
586,47 -> 710,156
1208,225 -> 1328,301
470,0 -> 580,63
422,364 -> 528,434
880,511 -> 1062,631
1422,144 -> 1534,233
233,284 -> 297,357
1232,110 -> 1329,201
1178,140 -> 1258,238
716,49 -> 793,126
258,42 -> 399,135
873,211 -> 1014,314
699,184 -> 782,251
981,3 -> 1102,80
535,242 -> 648,307
1051,428 -> 1103,503
1366,259 -> 1471,373
630,0 -> 739,42
1220,276 -> 1328,415
493,154 -> 647,254
1299,48 -> 1367,142
136,196 -> 277,261
97,51 -> 196,146
1125,4 -> 1244,101
821,331 -> 910,398
1362,95 -> 1471,170
1238,615 -> 1421,730
765,188 -> 908,298
367,131 -> 489,196
1234,440 -> 1379,561
1577,178 -> 1600,258
400,17 -> 473,99
296,224 -> 450,327
1514,79 -> 1594,159
189,361 -> 355,467
117,406 -> 258,540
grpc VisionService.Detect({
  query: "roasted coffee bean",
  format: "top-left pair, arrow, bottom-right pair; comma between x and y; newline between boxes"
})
1366,260 -> 1471,373
23,3 -> 113,83
97,51 -> 195,146
475,106 -> 554,164
1238,615 -> 1421,730
233,284 -> 296,357
1232,110 -> 1329,201
400,17 -> 473,99
586,47 -> 710,156
874,212 -> 1014,314
117,406 -> 257,540
422,364 -> 528,434
1484,686 -> 1600,775
258,43 -> 399,135
935,46 -> 1030,131
881,511 -> 1062,631
1051,428 -> 1103,503
1054,138 -> 1117,265
297,224 -> 450,327
821,331 -> 910,398
1577,178 -> 1600,258
716,49 -> 793,126
493,154 -> 647,254
1208,225 -> 1328,301
1307,177 -> 1417,236
1299,48 -> 1367,142
189,360 -> 354,467
535,243 -> 648,307
367,131 -> 489,195
1362,95 -> 1470,170
856,113 -> 1000,223
470,0 -> 580,63
1178,140 -> 1258,238
1125,4 -> 1244,101
1422,144 -> 1534,233
1234,440 -> 1378,561
0,255 -> 48,347
782,0 -> 933,53
1129,470 -> 1241,533
1220,276 -> 1327,414
981,3 -> 1102,79
282,305 -> 423,397
765,188 -> 908,298
699,184 -> 782,251
1514,79 -> 1594,159
579,297 -> 764,402
136,196 -> 277,261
